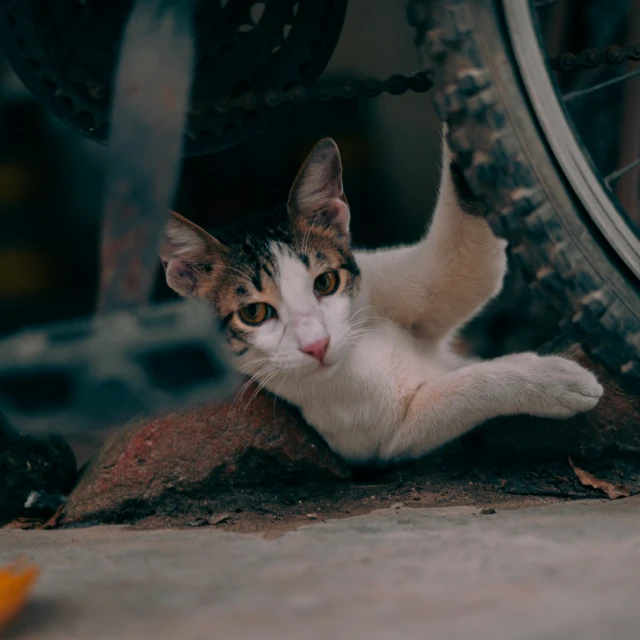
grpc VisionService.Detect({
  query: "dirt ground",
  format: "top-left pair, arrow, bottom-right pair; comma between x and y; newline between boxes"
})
8,443 -> 640,536
123,456 -> 640,535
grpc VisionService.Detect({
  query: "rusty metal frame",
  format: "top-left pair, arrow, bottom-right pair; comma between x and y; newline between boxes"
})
0,0 -> 235,437
98,0 -> 195,312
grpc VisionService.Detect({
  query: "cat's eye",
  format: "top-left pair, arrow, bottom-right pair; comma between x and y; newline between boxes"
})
314,271 -> 339,297
238,303 -> 274,326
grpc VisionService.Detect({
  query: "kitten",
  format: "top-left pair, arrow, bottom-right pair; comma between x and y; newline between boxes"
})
159,129 -> 603,464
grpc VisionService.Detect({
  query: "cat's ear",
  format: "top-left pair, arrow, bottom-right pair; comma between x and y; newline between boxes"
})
159,211 -> 227,297
287,138 -> 350,234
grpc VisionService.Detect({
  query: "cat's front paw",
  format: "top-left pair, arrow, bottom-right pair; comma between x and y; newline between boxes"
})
526,355 -> 603,418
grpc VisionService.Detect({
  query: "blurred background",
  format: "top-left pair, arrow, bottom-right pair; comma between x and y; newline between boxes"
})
4,0 -> 634,360
0,1 -> 442,333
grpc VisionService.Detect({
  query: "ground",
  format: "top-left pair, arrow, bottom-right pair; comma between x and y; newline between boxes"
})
108,455 -> 640,534
3,346 -> 639,638
3,495 -> 640,639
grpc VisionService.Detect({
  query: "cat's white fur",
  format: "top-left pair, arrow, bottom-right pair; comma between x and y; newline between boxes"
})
166,131 -> 604,464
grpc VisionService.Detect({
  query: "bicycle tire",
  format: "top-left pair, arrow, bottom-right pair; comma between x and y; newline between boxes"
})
408,0 -> 640,390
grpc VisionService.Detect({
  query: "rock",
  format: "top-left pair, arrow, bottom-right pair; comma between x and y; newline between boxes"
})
469,343 -> 640,461
0,411 -> 77,525
63,384 -> 349,524
63,341 -> 639,525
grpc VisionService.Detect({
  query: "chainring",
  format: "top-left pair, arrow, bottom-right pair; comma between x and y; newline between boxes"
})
0,0 -> 347,156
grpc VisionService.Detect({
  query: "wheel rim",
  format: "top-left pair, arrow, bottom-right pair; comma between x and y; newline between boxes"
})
502,0 -> 640,282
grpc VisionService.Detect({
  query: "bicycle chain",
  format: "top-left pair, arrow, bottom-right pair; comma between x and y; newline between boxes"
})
209,71 -> 433,114
550,41 -> 640,71
211,44 -> 640,115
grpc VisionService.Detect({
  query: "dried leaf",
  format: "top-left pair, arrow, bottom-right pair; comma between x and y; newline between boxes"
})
0,559 -> 40,631
188,518 -> 209,527
209,513 -> 230,526
569,458 -> 631,500
2,518 -> 41,531
38,504 -> 65,530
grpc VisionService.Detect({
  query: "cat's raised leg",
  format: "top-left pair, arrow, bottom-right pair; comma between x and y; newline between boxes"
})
358,130 -> 507,344
378,353 -> 603,462
411,137 -> 508,342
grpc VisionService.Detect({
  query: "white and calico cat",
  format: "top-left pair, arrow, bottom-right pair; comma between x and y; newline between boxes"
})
160,128 -> 603,464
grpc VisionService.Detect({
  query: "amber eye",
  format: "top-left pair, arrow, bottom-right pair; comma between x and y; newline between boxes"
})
238,303 -> 274,326
314,271 -> 339,297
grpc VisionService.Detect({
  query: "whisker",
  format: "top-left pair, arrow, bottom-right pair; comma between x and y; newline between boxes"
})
240,375 -> 272,414
238,357 -> 272,374
349,305 -> 375,321
347,333 -> 374,342
345,329 -> 375,342
226,376 -> 258,420
348,318 -> 381,329
350,315 -> 386,325
272,374 -> 288,417
349,324 -> 376,334
228,363 -> 280,414
229,374 -> 263,413
243,370 -> 283,414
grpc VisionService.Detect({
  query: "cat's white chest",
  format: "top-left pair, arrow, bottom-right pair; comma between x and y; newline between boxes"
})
292,320 -> 445,462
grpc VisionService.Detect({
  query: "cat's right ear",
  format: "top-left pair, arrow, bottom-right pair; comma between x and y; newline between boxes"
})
287,138 -> 350,235
159,211 -> 227,297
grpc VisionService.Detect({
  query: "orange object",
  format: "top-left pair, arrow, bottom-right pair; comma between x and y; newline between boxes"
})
0,559 -> 40,631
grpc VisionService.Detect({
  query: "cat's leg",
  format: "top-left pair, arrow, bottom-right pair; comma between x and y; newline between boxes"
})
379,353 -> 603,462
358,129 -> 506,344
411,136 -> 508,341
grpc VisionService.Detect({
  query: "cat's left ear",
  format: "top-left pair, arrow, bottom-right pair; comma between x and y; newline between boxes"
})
159,211 -> 227,298
287,138 -> 350,234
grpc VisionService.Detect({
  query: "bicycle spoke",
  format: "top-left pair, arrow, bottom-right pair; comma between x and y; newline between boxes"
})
563,66 -> 640,102
605,157 -> 640,186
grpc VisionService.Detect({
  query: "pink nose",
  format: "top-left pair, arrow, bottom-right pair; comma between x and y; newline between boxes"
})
299,337 -> 330,363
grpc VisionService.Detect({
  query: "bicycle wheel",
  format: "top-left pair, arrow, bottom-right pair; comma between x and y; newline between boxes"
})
408,0 -> 640,389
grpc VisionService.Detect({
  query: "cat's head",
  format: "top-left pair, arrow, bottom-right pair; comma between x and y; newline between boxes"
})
160,138 -> 362,379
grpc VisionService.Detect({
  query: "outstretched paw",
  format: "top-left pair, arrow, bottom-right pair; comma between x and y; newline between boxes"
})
528,355 -> 603,418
